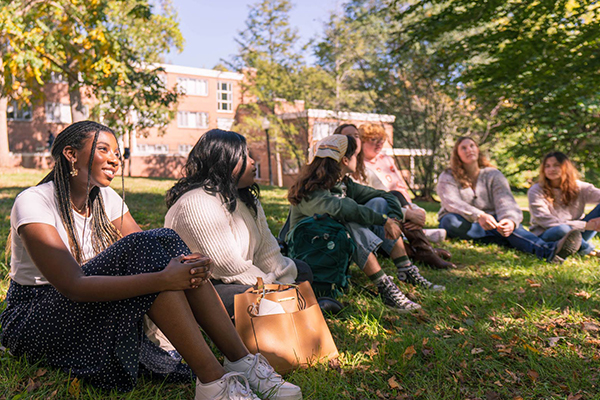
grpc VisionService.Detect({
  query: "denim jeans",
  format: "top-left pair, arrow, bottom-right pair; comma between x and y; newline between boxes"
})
538,203 -> 600,255
439,213 -> 557,261
344,197 -> 398,269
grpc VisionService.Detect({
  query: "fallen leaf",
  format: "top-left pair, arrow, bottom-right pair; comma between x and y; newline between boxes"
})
526,279 -> 541,287
26,378 -> 41,393
403,345 -> 417,361
523,344 -> 539,353
513,397 -> 524,400
574,291 -> 591,299
471,347 -> 484,355
414,388 -> 424,396
68,378 -> 80,397
527,370 -> 539,382
582,322 -> 600,332
422,337 -> 429,346
328,358 -> 341,373
35,369 -> 47,377
386,358 -> 398,366
490,334 -> 502,340
388,376 -> 401,389
547,337 -> 564,347
494,380 -> 503,387
567,394 -> 583,400
486,390 -> 501,400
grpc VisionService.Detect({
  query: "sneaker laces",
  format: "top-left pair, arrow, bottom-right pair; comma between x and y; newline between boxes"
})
248,353 -> 284,388
400,266 -> 433,289
216,372 -> 259,400
378,276 -> 414,308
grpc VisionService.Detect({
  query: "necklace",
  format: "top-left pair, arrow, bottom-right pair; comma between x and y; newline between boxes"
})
70,198 -> 88,215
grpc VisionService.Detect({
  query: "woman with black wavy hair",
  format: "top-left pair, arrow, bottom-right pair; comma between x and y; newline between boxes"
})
165,129 -> 312,318
1,121 -> 300,399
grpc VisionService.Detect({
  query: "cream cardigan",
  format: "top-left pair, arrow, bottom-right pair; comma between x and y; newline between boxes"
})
165,188 -> 297,286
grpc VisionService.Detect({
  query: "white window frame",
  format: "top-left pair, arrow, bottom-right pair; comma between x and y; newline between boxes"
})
178,144 -> 193,154
217,117 -> 234,130
7,101 -> 32,121
177,111 -> 209,129
217,81 -> 233,112
312,122 -> 338,142
177,77 -> 208,96
45,102 -> 72,124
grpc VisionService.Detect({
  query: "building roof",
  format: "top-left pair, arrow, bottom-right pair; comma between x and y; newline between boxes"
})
278,109 -> 396,123
157,64 -> 244,81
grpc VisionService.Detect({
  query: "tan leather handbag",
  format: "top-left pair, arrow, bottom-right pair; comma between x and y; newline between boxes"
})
234,278 -> 339,374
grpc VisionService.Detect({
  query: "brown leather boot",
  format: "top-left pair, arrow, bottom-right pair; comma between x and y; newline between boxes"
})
403,227 -> 457,269
435,248 -> 452,261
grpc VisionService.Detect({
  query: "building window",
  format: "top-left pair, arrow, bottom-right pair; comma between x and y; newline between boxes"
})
217,81 -> 233,112
177,111 -> 209,129
177,77 -> 208,96
45,102 -> 72,124
217,118 -> 234,130
178,144 -> 193,154
135,144 -> 169,155
7,101 -> 32,121
50,72 -> 67,84
312,122 -> 338,142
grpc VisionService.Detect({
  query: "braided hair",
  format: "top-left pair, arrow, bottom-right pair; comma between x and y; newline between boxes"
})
39,121 -> 124,264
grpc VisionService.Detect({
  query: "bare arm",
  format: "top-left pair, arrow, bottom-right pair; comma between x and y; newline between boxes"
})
112,211 -> 142,236
19,223 -> 211,303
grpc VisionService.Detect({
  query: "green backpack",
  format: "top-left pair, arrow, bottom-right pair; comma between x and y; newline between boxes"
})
286,214 -> 356,298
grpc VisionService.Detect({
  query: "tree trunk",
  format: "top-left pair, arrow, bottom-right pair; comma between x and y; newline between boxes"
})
68,85 -> 87,122
0,96 -> 11,167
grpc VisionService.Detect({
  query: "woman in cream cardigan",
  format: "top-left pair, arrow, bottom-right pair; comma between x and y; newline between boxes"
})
165,129 -> 312,317
528,151 -> 600,256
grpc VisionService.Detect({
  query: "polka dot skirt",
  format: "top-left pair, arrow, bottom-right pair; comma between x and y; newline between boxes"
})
0,228 -> 193,392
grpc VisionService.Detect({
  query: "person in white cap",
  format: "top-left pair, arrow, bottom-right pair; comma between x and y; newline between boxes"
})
287,135 -> 445,313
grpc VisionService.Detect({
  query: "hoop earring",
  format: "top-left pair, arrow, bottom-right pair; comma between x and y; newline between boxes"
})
70,159 -> 78,177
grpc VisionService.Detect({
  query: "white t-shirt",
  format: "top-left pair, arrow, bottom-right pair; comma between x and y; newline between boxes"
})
10,181 -> 129,286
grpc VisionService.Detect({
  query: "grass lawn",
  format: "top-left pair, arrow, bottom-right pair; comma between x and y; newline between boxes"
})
1,168 -> 600,399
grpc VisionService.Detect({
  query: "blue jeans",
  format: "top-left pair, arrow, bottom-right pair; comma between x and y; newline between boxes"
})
345,198 -> 397,269
439,213 -> 557,261
538,203 -> 600,255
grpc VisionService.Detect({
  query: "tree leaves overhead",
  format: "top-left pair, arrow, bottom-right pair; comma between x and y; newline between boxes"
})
395,0 -> 600,172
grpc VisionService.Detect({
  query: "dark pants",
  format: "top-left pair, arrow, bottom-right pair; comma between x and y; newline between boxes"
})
212,259 -> 313,318
439,213 -> 558,261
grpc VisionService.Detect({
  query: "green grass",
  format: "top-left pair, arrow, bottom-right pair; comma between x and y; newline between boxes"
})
2,168 -> 600,399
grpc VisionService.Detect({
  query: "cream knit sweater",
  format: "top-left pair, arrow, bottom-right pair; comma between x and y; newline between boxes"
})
164,188 -> 297,286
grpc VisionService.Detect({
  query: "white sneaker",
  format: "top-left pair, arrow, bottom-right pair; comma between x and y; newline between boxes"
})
224,353 -> 303,400
195,372 -> 260,400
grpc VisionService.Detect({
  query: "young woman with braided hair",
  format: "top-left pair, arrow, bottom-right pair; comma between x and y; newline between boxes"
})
1,121 -> 300,399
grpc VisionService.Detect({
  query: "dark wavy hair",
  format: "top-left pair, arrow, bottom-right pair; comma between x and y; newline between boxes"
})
288,135 -> 358,205
166,129 -> 259,215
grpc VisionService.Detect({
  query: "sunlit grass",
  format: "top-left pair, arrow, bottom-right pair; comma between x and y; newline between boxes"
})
1,168 -> 600,399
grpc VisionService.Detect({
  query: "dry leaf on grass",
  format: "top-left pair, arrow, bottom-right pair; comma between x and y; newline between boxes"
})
574,290 -> 592,299
526,279 -> 541,287
582,321 -> 600,332
527,370 -> 539,382
403,345 -> 417,361
567,394 -> 583,400
547,337 -> 564,347
388,376 -> 401,389
471,347 -> 484,355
